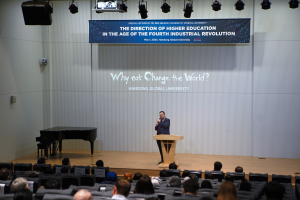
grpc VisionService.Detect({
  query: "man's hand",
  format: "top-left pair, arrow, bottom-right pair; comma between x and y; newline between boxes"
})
157,118 -> 161,123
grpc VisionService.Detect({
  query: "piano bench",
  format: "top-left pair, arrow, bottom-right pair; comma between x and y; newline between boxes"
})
37,143 -> 51,158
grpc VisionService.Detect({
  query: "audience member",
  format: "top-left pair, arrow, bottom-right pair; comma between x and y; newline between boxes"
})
169,163 -> 177,169
217,181 -> 237,200
44,179 -> 60,189
182,176 -> 190,184
37,158 -> 46,164
264,181 -> 285,200
61,167 -> 69,174
214,161 -> 222,171
10,178 -> 29,193
133,172 -> 143,180
101,172 -> 118,184
201,180 -> 213,189
112,179 -> 131,199
239,180 -> 252,191
224,175 -> 234,182
13,189 -> 33,200
235,166 -> 243,172
188,173 -> 199,182
159,170 -> 169,177
183,179 -> 199,198
25,166 -> 41,176
62,158 -> 70,166
44,168 -> 54,175
73,189 -> 92,200
96,160 -> 104,167
133,175 -> 154,195
167,176 -> 181,187
182,170 -> 190,178
0,168 -> 10,180
123,173 -> 133,182
151,176 -> 162,186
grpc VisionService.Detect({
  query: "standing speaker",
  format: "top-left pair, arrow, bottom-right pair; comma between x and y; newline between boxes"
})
21,1 -> 52,25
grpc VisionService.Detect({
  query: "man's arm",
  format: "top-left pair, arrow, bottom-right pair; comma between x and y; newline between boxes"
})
159,118 -> 170,128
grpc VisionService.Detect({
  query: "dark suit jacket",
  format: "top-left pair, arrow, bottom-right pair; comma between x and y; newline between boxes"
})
155,118 -> 170,135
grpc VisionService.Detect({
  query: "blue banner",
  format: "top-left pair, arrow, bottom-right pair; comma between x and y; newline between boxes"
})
89,19 -> 250,44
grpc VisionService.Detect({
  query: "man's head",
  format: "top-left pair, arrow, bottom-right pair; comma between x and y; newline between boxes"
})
239,180 -> 252,191
182,170 -> 190,178
214,161 -> 222,171
0,168 -> 10,180
183,179 -> 199,197
159,170 -> 169,177
62,158 -> 70,165
159,111 -> 165,120
188,173 -> 199,182
37,158 -> 46,164
235,166 -> 243,172
264,181 -> 285,200
133,172 -> 143,180
13,189 -> 33,200
73,189 -> 92,200
167,176 -> 181,187
44,179 -> 60,189
61,167 -> 69,174
10,177 -> 29,193
106,172 -> 117,182
169,163 -> 177,169
201,180 -> 212,189
112,179 -> 131,197
96,160 -> 104,167
225,175 -> 234,182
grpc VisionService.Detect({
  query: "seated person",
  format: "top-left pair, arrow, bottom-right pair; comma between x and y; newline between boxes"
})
264,181 -> 285,200
0,168 -> 10,180
183,179 -> 199,198
159,170 -> 169,177
123,173 -> 133,183
62,158 -> 70,166
133,175 -> 154,194
44,179 -> 60,189
182,170 -> 190,178
133,172 -> 143,180
25,166 -> 41,176
10,178 -> 29,193
169,163 -> 177,169
111,179 -> 131,199
217,181 -> 237,200
235,166 -> 243,172
96,160 -> 104,167
214,161 -> 222,171
101,172 -> 118,184
224,175 -> 234,182
188,173 -> 199,182
61,167 -> 69,174
239,180 -> 252,191
44,167 -> 54,175
13,189 -> 33,200
73,189 -> 92,200
167,176 -> 181,187
201,180 -> 213,189
37,157 -> 46,164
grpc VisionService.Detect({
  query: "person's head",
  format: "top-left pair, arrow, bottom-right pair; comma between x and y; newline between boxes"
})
214,161 -> 222,171
225,175 -> 234,182
61,167 -> 69,174
235,166 -> 243,172
10,178 -> 29,193
33,166 -> 41,173
106,172 -> 117,182
188,173 -> 199,182
264,181 -> 285,200
159,170 -> 169,177
123,173 -> 133,182
62,158 -> 70,165
167,175 -> 181,187
37,158 -> 46,164
133,175 -> 154,195
159,111 -> 165,120
133,172 -> 143,180
73,189 -> 92,200
112,179 -> 131,197
44,167 -> 54,174
169,163 -> 177,169
183,179 -> 199,196
96,160 -> 104,167
182,170 -> 190,178
201,180 -> 213,189
13,189 -> 33,200
239,180 -> 252,191
0,168 -> 10,180
44,179 -> 60,189
217,181 -> 237,200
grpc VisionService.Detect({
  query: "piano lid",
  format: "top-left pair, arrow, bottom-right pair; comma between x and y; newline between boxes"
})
40,127 -> 97,132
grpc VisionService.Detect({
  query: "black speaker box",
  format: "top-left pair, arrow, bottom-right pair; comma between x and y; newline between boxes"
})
21,1 -> 52,25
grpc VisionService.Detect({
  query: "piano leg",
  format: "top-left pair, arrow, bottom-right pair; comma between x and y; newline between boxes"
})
90,141 -> 94,155
45,144 -> 48,159
59,140 -> 62,153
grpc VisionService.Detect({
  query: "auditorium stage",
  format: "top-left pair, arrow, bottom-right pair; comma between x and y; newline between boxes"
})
9,150 -> 300,183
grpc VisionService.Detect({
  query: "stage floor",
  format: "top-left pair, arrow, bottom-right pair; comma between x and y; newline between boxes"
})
9,150 -> 300,182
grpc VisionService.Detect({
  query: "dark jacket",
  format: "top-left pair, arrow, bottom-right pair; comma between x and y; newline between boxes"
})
155,118 -> 170,135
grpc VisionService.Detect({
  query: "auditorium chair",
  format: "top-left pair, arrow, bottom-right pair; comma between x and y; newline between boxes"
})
53,164 -> 71,174
91,166 -> 109,183
127,193 -> 159,199
90,190 -> 113,198
40,174 -> 61,187
0,180 -> 12,194
33,163 -> 51,173
226,171 -> 245,181
24,176 -> 41,193
205,170 -> 224,182
61,174 -> 80,189
163,169 -> 181,177
295,182 -> 300,200
249,172 -> 268,182
0,194 -> 14,200
295,175 -> 300,184
43,194 -> 73,200
79,174 -> 95,186
0,163 -> 13,171
73,165 -> 90,175
69,183 -> 101,193
272,174 -> 292,183
14,163 -> 32,172
35,188 -> 74,200
188,170 -> 203,179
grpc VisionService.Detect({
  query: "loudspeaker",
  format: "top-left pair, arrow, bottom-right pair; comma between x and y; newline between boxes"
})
21,1 -> 52,25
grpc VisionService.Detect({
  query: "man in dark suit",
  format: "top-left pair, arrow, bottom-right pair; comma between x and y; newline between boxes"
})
155,111 -> 170,164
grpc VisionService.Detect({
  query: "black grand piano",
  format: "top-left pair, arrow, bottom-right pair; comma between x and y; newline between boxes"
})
36,127 -> 97,158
